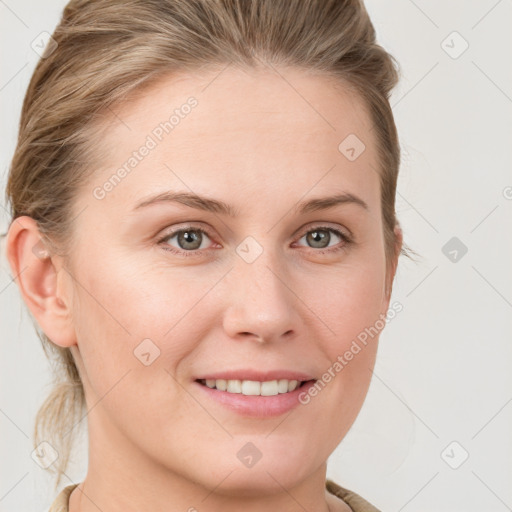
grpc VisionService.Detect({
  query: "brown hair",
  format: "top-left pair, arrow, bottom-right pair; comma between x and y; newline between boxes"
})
3,0 -> 417,490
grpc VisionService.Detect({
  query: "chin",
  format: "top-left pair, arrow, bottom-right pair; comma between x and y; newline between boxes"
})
190,441 -> 321,497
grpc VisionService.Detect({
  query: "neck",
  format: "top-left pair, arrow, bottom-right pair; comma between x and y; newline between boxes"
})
68,412 -> 341,512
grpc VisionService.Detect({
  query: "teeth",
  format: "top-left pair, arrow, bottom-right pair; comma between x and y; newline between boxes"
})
215,379 -> 227,391
201,378 -> 305,395
227,380 -> 242,393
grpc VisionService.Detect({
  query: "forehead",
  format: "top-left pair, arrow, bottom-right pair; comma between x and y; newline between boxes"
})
113,65 -> 373,147
79,65 -> 380,218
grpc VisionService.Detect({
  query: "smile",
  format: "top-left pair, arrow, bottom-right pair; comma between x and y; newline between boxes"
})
196,378 -> 309,396
194,378 -> 317,417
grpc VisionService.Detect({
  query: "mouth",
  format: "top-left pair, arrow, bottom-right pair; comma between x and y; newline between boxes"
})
192,368 -> 318,417
195,378 -> 313,396
193,377 -> 317,417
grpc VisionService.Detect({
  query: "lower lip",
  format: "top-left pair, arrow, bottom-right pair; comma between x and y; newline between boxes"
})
194,380 -> 317,418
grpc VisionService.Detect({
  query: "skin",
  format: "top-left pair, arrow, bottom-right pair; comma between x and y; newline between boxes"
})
7,64 -> 402,512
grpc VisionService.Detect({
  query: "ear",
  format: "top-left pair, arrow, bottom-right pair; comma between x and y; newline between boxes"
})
382,223 -> 403,310
5,216 -> 77,348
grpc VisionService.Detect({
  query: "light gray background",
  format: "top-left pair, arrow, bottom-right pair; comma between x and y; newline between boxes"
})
1,1 -> 511,511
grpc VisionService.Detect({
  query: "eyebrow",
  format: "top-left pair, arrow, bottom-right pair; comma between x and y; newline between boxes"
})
133,191 -> 368,216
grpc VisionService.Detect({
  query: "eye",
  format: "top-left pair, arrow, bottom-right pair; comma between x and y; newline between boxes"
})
157,224 -> 352,258
158,226 -> 216,257
294,226 -> 352,254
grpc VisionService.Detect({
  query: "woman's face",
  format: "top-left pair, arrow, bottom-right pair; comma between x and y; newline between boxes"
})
62,65 -> 399,493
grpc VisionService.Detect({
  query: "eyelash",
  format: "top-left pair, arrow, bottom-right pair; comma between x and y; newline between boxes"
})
157,224 -> 353,258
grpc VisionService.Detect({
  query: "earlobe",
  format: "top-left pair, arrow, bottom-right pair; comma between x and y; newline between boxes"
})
5,216 -> 77,348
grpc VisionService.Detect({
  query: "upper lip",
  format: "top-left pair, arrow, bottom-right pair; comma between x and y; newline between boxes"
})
195,370 -> 316,382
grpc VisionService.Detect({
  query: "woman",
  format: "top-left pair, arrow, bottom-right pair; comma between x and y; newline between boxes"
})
4,0 -> 413,510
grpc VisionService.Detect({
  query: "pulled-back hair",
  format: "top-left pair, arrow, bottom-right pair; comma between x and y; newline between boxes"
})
4,0 -> 415,490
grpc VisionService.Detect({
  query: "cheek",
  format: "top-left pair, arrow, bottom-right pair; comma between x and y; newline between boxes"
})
69,254 -> 222,476
308,258 -> 386,354
300,255 -> 386,411
70,259 -> 202,442
70,253 -> 222,394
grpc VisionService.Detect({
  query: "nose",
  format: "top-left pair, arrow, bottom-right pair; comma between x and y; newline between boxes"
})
222,251 -> 297,344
